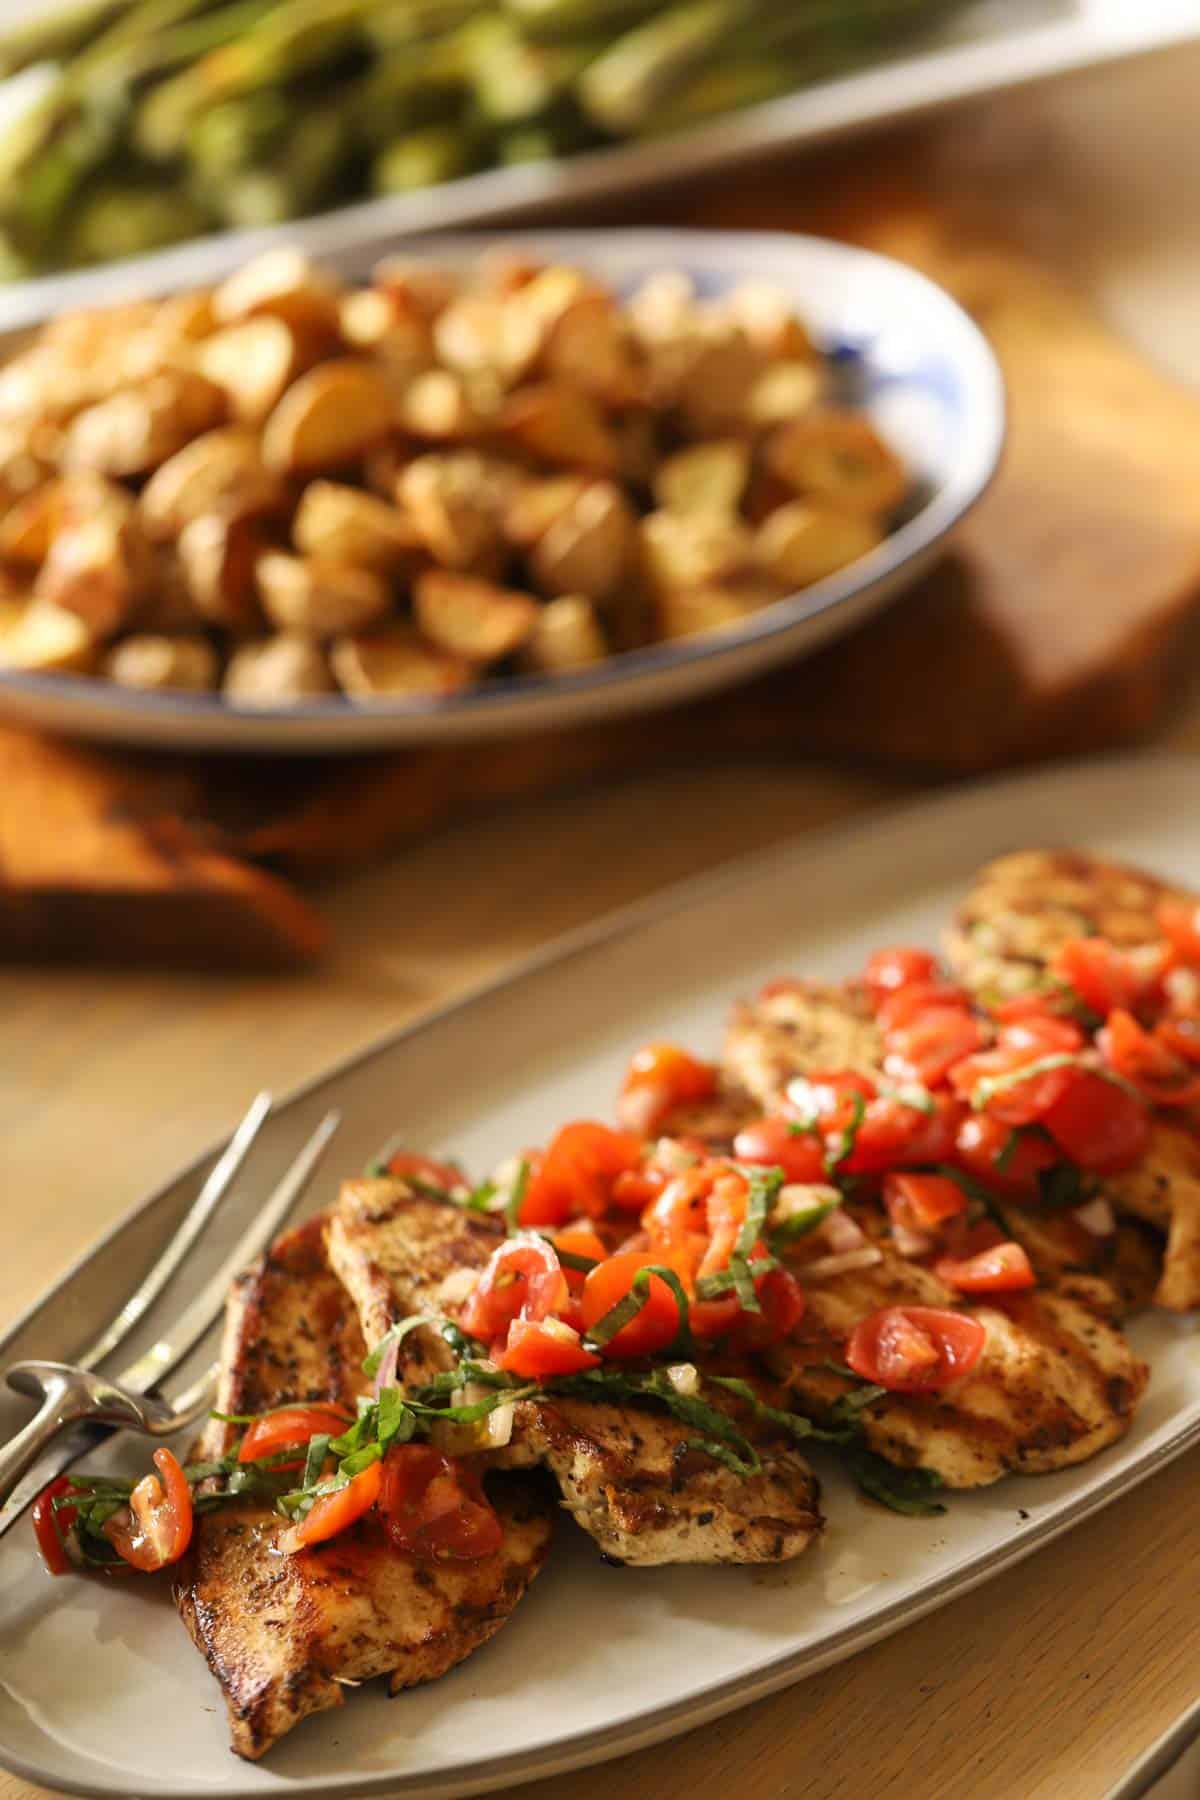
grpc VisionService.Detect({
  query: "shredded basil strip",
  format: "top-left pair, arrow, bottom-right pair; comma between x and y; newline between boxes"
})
685,1437 -> 761,1476
971,1053 -> 1140,1111
583,1264 -> 693,1355
825,1091 -> 867,1174
707,1375 -> 844,1446
735,1166 -> 782,1259
1036,1161 -> 1086,1211
531,1230 -> 598,1273
768,1199 -> 838,1247
466,1179 -> 498,1212
301,1433 -> 331,1490
787,1117 -> 821,1138
994,1128 -> 1023,1172
843,1445 -> 946,1516
830,1382 -> 889,1426
931,1163 -> 1012,1233
505,1160 -> 531,1233
361,1313 -> 442,1379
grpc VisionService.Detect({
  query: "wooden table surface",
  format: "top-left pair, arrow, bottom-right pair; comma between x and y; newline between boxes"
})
7,43 -> 1200,1800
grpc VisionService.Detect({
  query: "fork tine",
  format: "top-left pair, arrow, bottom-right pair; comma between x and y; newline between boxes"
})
79,1090 -> 273,1373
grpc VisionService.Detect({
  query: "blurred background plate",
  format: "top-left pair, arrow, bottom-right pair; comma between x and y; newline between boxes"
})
0,1 -> 1196,336
0,227 -> 1003,753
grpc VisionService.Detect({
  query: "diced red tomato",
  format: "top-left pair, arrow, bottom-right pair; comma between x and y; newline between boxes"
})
643,1166 -> 715,1252
883,1172 -> 967,1233
729,1267 -> 806,1351
733,1116 -> 828,1183
689,1292 -> 745,1338
1156,1014 -> 1200,1066
875,982 -> 973,1034
953,1113 -> 1058,1197
935,1241 -> 1036,1294
994,991 -> 1081,1028
1159,900 -> 1200,966
580,1250 -> 685,1359
288,1459 -> 383,1551
998,1015 -> 1085,1055
103,1448 -> 193,1572
238,1404 -> 352,1472
893,1093 -> 965,1166
1039,1069 -> 1150,1172
496,1316 -> 600,1377
552,1222 -> 608,1291
384,1151 -> 464,1192
618,1043 -> 717,1137
458,1234 -> 568,1341
883,1006 -> 986,1088
845,1305 -> 987,1394
840,1093 -> 958,1175
378,1445 -> 503,1561
1051,937 -> 1164,1017
948,1046 -> 1078,1125
696,1170 -> 753,1282
518,1121 -> 642,1226
32,1477 -> 78,1576
863,947 -> 939,1000
1098,1008 -> 1200,1107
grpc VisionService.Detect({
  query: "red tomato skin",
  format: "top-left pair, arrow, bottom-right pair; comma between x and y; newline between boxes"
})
496,1317 -> 600,1377
618,1043 -> 717,1136
580,1250 -> 684,1359
935,1241 -> 1036,1294
729,1268 -> 806,1351
1039,1070 -> 1150,1172
32,1477 -> 77,1575
883,1173 -> 967,1232
385,1151 -> 464,1191
883,1006 -> 986,1089
519,1122 -> 642,1226
104,1448 -> 194,1571
1051,937 -> 1163,1016
863,947 -> 939,999
1159,900 -> 1200,966
845,1305 -> 987,1394
733,1117 -> 827,1183
293,1459 -> 383,1550
1098,1009 -> 1200,1106
948,1048 -> 1076,1126
875,982 -> 972,1033
552,1223 -> 608,1292
458,1235 -> 569,1341
378,1445 -> 503,1561
953,1113 -> 1058,1196
238,1404 -> 352,1472
998,1016 -> 1085,1055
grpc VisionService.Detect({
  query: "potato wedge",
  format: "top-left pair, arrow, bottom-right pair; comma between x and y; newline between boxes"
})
398,368 -> 485,443
413,570 -> 538,663
653,441 -> 749,516
140,428 -> 282,540
518,594 -> 607,673
745,360 -> 823,430
195,318 -> 312,425
541,295 -> 644,407
0,420 -> 55,514
262,359 -> 394,475
721,282 -> 816,361
626,270 -> 695,347
34,508 -> 150,637
434,294 -> 540,388
62,370 -> 227,478
291,481 -> 422,575
398,452 -> 515,574
214,248 -> 342,338
104,634 -> 218,692
339,288 -> 433,375
529,481 -> 636,604
675,332 -> 765,438
224,634 -> 334,705
639,509 -> 753,598
371,259 -> 459,321
0,472 -> 130,565
331,623 -> 471,700
502,475 -> 589,552
754,500 -> 882,588
257,550 -> 391,638
655,582 -> 770,642
765,410 -> 907,516
177,512 -> 265,630
134,547 -> 208,634
0,596 -> 96,672
500,382 -> 619,475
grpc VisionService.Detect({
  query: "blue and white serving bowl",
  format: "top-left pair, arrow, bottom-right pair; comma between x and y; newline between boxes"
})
0,229 -> 1005,753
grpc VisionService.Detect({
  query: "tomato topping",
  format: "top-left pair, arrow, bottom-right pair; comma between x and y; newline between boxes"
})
697,1169 -> 754,1282
384,1150 -> 464,1192
32,1476 -> 78,1576
1159,900 -> 1200,966
948,1046 -> 1078,1125
845,1305 -> 986,1393
883,1172 -> 967,1233
618,1043 -> 717,1137
458,1234 -> 569,1341
103,1448 -> 193,1572
643,1165 -> 714,1253
378,1444 -> 503,1560
580,1250 -> 685,1359
863,947 -> 939,999
883,1005 -> 986,1088
1051,937 -> 1164,1017
689,1292 -> 745,1339
1156,1014 -> 1200,1066
953,1113 -> 1058,1196
518,1121 -> 642,1226
729,1267 -> 805,1351
994,991 -> 1080,1028
288,1458 -> 383,1551
1039,1069 -> 1150,1172
1098,1008 -> 1200,1107
552,1222 -> 608,1291
496,1315 -> 600,1377
237,1404 -> 352,1472
875,981 -> 973,1034
998,1015 -> 1085,1055
733,1116 -> 828,1183
935,1241 -> 1036,1294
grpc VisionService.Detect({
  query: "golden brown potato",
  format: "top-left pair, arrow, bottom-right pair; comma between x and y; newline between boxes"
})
745,360 -> 824,430
518,594 -> 607,673
639,509 -> 753,598
331,623 -> 471,700
104,634 -> 219,692
371,259 -> 459,321
626,270 -> 695,347
195,317 -> 313,425
653,441 -> 749,516
291,481 -> 422,575
0,596 -> 97,672
0,472 -> 129,565
765,410 -> 907,516
433,294 -> 540,388
721,281 -> 816,361
413,570 -> 539,663
224,634 -> 334,704
34,508 -> 151,637
139,428 -> 281,541
257,550 -> 391,638
213,248 -> 342,338
61,370 -> 227,478
0,419 -> 55,513
754,501 -> 882,589
177,512 -> 265,630
398,452 -> 515,574
262,359 -> 395,475
540,295 -> 644,407
339,289 -> 433,377
529,481 -> 636,604
674,332 -> 764,438
502,475 -> 590,552
397,368 -> 486,443
500,382 -> 620,475
655,583 -> 769,641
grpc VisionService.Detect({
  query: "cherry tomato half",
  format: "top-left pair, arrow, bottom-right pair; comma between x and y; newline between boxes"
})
1039,1069 -> 1150,1172
1051,937 -> 1163,1017
32,1476 -> 78,1576
103,1448 -> 193,1572
552,1222 -> 608,1292
618,1043 -> 717,1137
496,1316 -> 600,1378
845,1305 -> 987,1394
518,1121 -> 643,1226
379,1445 -> 503,1561
883,1172 -> 967,1233
733,1116 -> 828,1183
238,1404 -> 353,1472
458,1234 -> 569,1342
883,1006 -> 986,1089
1098,1008 -> 1200,1107
863,947 -> 939,1000
288,1458 -> 383,1551
953,1113 -> 1058,1197
384,1150 -> 465,1192
580,1250 -> 685,1359
1159,900 -> 1200,967
935,1241 -> 1036,1294
876,982 -> 973,1034
948,1046 -> 1077,1126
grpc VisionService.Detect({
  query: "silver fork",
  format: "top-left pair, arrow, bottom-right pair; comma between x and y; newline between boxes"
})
0,1097 -> 341,1531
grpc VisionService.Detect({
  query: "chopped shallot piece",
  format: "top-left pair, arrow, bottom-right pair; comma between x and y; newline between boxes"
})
1073,1198 -> 1117,1237
821,1209 -> 867,1254
803,1246 -> 883,1281
892,1222 -> 934,1259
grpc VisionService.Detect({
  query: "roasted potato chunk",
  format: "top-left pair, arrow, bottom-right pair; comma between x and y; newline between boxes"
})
639,509 -> 753,598
0,596 -> 96,672
0,472 -> 128,565
291,482 -> 422,575
262,360 -> 394,475
140,429 -> 281,540
177,513 -> 265,630
195,318 -> 313,425
500,382 -> 619,475
755,501 -> 882,588
745,360 -> 824,429
518,594 -> 607,673
331,624 -> 471,700
502,476 -> 590,552
397,368 -> 487,443
766,410 -> 908,516
35,508 -> 151,636
433,294 -> 540,388
413,570 -> 538,662
257,551 -> 391,638
398,452 -> 515,574
61,370 -> 227,478
655,583 -> 770,642
721,281 -> 816,361
540,295 -> 643,407
529,481 -> 636,604
104,634 -> 219,692
653,441 -> 749,516
214,248 -> 342,339
224,634 -> 334,705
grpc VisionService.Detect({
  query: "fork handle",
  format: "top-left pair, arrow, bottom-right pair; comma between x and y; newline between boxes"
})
0,1370 -> 96,1508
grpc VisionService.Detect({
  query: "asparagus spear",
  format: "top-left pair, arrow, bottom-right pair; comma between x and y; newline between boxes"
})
578,0 -> 749,133
499,0 -> 660,44
0,0 -> 133,79
373,122 -> 480,192
459,15 -> 600,125
65,179 -> 213,264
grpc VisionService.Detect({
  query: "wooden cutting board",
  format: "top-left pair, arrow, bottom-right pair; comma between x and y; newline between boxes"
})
5,119 -> 1200,965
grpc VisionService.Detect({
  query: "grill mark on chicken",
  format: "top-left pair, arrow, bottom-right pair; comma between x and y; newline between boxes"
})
175,1214 -> 553,1760
326,1180 -> 822,1566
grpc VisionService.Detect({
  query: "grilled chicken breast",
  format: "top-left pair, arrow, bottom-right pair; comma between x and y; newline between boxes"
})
948,850 -> 1199,1309
327,1179 -> 822,1567
176,1215 -> 553,1760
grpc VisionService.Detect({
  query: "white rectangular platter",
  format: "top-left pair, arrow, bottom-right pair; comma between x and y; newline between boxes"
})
1,750 -> 1199,1799
0,0 -> 1198,334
